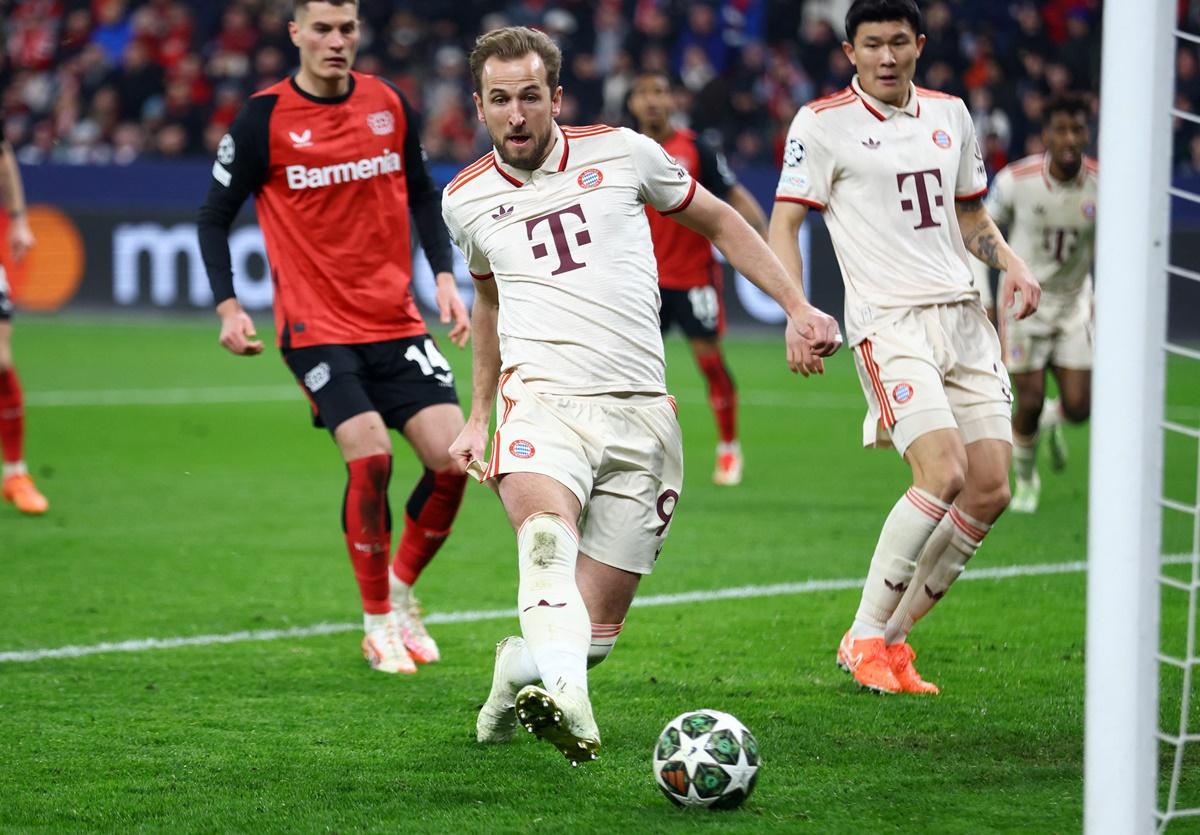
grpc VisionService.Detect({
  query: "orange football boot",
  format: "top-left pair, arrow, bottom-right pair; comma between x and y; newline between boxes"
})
887,642 -> 940,695
837,630 -> 901,694
3,474 -> 48,515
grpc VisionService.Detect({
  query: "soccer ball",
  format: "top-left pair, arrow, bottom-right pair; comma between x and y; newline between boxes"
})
652,709 -> 760,809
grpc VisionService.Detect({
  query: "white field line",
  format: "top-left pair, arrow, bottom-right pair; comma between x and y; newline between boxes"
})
24,385 -> 861,410
1,554 -> 1192,665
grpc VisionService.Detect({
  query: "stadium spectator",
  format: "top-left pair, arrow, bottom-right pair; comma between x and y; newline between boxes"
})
0,0 -> 1142,168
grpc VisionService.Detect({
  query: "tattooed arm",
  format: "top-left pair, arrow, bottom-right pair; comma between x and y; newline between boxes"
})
956,198 -> 1041,320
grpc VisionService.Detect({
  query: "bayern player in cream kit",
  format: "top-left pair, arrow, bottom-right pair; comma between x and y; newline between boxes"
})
769,0 -> 1042,695
443,26 -> 840,764
975,93 -> 1098,513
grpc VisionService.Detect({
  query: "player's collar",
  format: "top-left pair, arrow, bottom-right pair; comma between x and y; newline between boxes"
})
491,123 -> 569,187
851,75 -> 920,121
1041,152 -> 1086,190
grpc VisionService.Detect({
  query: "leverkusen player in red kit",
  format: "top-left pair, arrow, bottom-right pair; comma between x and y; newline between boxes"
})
198,0 -> 470,675
628,70 -> 770,486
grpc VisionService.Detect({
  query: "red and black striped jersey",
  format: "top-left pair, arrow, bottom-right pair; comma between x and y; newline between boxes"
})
644,128 -> 737,291
198,72 -> 453,349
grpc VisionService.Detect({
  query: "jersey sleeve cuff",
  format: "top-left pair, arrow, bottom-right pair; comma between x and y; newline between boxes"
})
775,195 -> 825,211
955,187 -> 988,202
470,270 -> 494,281
660,179 -> 697,216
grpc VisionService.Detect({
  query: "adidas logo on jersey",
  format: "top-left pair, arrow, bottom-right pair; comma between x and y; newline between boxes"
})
492,204 -> 513,219
286,150 -> 403,190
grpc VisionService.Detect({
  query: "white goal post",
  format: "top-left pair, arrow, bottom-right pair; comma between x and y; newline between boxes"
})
1084,0 -> 1174,832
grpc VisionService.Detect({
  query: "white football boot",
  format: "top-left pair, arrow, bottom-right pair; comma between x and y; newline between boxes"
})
361,611 -> 417,674
1011,472 -> 1041,514
389,572 -> 440,664
476,636 -> 528,743
516,682 -> 601,766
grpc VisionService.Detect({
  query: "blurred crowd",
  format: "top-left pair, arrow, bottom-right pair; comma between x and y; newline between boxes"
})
3,0 -> 1191,176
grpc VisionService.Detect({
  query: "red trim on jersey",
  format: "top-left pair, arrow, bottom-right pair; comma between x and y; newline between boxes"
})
855,92 -> 888,122
469,270 -> 493,281
561,124 -> 617,135
667,395 -> 678,416
492,158 -> 525,188
1011,165 -> 1043,180
447,153 -> 493,194
859,339 -> 895,427
485,429 -> 501,479
915,86 -> 957,100
447,156 -> 496,195
660,179 -> 697,215
808,87 -> 854,111
810,96 -> 856,115
776,195 -> 825,211
955,187 -> 988,202
558,131 -> 570,171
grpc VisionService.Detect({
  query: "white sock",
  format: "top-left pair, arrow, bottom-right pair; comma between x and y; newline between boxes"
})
886,505 -> 989,644
516,513 -> 591,694
588,621 -> 624,668
850,487 -> 949,640
1012,431 -> 1038,483
717,440 -> 740,456
2,461 -> 27,479
363,611 -> 391,633
389,569 -> 412,600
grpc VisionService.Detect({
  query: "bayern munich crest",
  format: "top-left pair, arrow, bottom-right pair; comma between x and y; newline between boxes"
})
892,382 -> 914,404
1082,200 -> 1096,219
509,439 -> 536,459
577,168 -> 604,189
931,129 -> 952,149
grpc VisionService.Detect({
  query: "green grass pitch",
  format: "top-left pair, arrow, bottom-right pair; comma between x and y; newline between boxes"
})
2,316 -> 1197,833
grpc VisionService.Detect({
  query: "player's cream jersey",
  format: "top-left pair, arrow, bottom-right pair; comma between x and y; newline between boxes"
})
986,153 -> 1098,300
776,76 -> 989,345
442,123 -> 695,397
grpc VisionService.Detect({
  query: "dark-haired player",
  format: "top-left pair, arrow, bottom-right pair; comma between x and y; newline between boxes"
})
628,70 -> 770,485
975,93 -> 1097,513
769,0 -> 1041,694
198,0 -> 469,675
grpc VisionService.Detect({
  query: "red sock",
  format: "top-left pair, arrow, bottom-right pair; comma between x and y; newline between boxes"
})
696,352 -> 737,443
0,368 -> 24,465
342,453 -> 393,615
392,467 -> 467,586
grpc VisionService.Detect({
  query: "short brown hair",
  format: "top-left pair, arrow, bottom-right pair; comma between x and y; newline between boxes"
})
469,26 -> 562,93
292,0 -> 357,17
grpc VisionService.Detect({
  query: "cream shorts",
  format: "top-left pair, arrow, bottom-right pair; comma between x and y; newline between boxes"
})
854,302 -> 1013,456
483,372 -> 684,575
1003,289 -> 1093,374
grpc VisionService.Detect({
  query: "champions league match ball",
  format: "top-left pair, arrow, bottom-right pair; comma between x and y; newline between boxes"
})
653,710 -> 760,809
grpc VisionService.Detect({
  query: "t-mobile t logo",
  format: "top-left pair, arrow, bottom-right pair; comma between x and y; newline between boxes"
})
896,168 -> 944,229
526,204 -> 591,275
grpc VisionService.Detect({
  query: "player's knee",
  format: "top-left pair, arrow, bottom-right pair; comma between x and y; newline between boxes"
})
969,471 -> 1011,518
1062,396 -> 1090,424
925,461 -> 966,502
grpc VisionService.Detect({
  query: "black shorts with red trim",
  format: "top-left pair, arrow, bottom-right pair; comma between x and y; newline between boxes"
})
659,285 -> 724,339
282,334 -> 460,433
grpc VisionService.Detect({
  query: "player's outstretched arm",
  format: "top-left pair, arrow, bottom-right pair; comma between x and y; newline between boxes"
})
956,198 -> 1041,320
449,276 -> 500,477
726,184 -> 769,241
765,198 -> 844,377
674,186 -> 840,376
